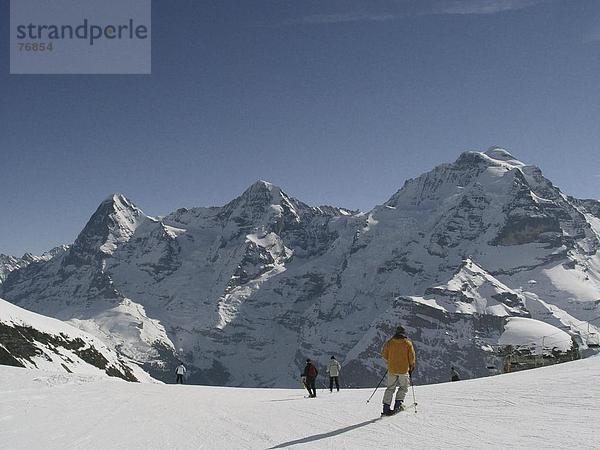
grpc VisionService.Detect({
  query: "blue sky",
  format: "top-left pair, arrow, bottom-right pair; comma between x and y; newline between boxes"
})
1,0 -> 599,256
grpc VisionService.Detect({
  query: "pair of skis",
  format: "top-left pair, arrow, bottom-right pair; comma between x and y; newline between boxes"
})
380,402 -> 418,417
369,373 -> 419,415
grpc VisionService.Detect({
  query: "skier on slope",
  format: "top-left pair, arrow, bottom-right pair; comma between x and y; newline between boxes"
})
175,363 -> 186,384
381,325 -> 416,416
301,359 -> 318,398
451,366 -> 460,382
327,356 -> 341,392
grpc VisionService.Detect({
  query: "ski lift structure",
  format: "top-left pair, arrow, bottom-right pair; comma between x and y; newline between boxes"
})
493,316 -> 600,373
585,317 -> 600,348
496,328 -> 579,373
587,326 -> 600,348
554,317 -> 600,350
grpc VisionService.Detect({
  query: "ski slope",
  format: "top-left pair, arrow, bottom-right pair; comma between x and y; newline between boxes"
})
1,356 -> 599,449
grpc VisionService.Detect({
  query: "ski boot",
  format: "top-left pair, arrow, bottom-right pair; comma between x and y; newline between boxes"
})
382,403 -> 394,416
393,400 -> 405,412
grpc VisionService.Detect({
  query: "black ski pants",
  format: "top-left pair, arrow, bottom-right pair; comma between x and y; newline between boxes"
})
176,374 -> 184,384
329,376 -> 339,392
305,377 -> 317,397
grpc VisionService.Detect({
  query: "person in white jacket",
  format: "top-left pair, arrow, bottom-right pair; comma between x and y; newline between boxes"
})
175,363 -> 186,384
326,356 -> 341,392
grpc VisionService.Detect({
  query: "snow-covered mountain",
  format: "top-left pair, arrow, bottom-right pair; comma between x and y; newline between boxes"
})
0,246 -> 67,284
2,148 -> 599,386
0,254 -> 26,284
0,298 -> 153,382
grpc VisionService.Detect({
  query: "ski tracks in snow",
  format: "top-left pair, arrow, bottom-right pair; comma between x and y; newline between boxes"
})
2,357 -> 600,449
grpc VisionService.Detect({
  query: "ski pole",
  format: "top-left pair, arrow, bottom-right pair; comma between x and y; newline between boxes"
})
366,372 -> 387,404
410,373 -> 418,414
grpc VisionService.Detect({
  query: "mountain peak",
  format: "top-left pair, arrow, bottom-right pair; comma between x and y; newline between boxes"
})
454,147 -> 524,169
244,180 -> 280,196
227,180 -> 286,207
483,147 -> 524,166
101,193 -> 138,209
72,194 -> 145,256
20,253 -> 39,264
254,180 -> 274,188
219,180 -> 315,229
0,254 -> 16,262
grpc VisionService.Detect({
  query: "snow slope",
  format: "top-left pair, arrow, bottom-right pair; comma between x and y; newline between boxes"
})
1,356 -> 599,449
0,299 -> 153,382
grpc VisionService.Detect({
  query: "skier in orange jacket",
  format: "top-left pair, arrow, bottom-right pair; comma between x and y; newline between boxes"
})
381,325 -> 416,415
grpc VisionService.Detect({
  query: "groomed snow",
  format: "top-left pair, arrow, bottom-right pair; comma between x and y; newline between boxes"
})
1,355 -> 599,449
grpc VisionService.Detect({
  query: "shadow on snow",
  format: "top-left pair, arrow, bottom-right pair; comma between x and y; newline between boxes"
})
269,418 -> 381,448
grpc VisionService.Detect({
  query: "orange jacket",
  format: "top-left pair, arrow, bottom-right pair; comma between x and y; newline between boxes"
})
382,337 -> 416,374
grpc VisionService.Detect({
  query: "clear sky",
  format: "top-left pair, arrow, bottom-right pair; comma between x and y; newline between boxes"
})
1,0 -> 599,256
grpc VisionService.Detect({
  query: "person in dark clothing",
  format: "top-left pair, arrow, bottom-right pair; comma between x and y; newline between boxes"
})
451,366 -> 460,382
301,359 -> 318,398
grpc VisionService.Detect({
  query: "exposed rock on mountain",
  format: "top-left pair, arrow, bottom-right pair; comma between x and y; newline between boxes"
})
2,148 -> 599,386
0,246 -> 68,284
0,298 -> 153,382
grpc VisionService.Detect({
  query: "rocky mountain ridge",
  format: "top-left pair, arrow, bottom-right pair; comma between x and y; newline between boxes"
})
0,246 -> 68,283
0,298 -> 153,382
2,147 -> 599,386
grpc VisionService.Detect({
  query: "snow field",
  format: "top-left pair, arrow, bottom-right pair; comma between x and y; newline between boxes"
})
1,354 -> 599,449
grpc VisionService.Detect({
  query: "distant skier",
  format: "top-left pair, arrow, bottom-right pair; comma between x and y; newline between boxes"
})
175,363 -> 186,384
381,325 -> 416,416
451,366 -> 460,382
301,359 -> 318,398
327,356 -> 341,392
